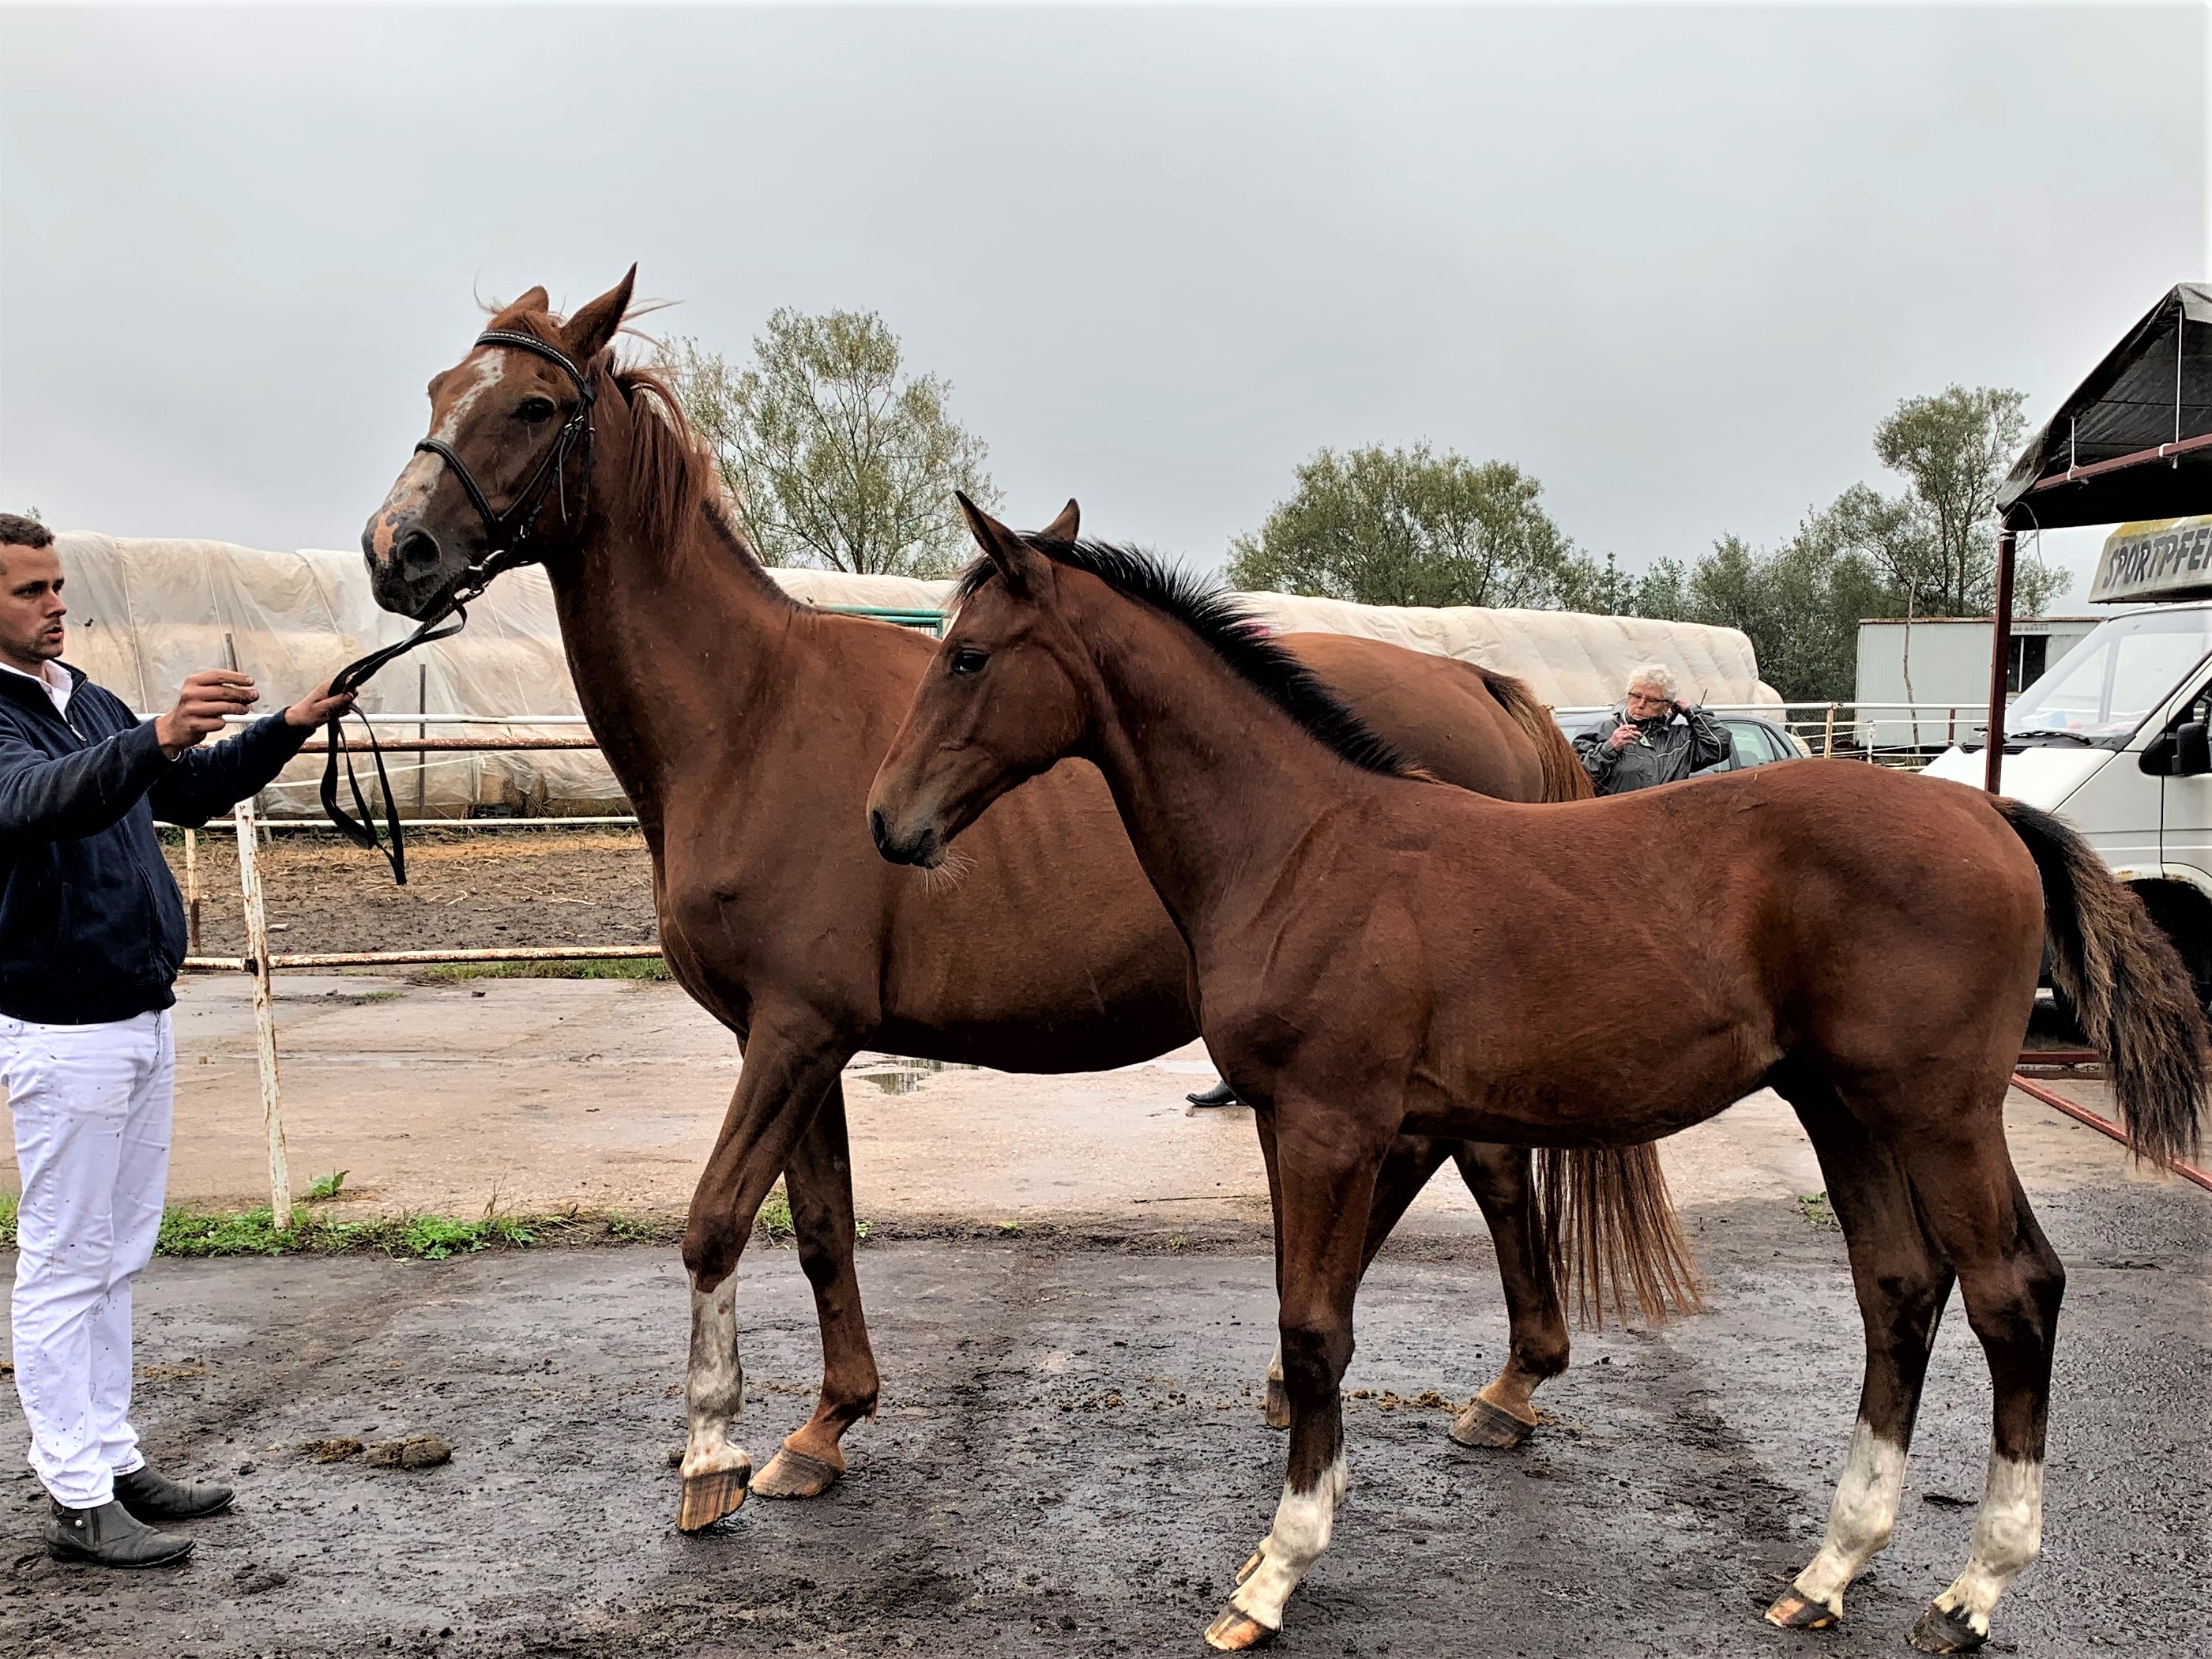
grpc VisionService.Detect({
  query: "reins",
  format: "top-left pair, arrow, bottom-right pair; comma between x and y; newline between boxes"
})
322,329 -> 597,884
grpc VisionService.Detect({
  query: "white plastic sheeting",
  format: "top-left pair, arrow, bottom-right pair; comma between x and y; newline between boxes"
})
49,533 -> 1773,817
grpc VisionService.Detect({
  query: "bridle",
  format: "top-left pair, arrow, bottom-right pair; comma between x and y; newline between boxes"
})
323,329 -> 600,884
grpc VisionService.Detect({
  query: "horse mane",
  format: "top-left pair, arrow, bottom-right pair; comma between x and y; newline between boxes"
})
957,540 -> 1416,780
480,296 -> 791,604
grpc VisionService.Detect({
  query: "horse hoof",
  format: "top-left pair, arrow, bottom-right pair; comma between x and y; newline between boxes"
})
1262,1375 -> 1291,1430
1450,1394 -> 1536,1450
751,1446 -> 842,1500
1204,1605 -> 1278,1650
675,1465 -> 750,1533
1762,1589 -> 1838,1631
1908,1604 -> 1986,1654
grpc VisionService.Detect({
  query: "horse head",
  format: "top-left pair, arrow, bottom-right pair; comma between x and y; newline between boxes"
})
363,268 -> 635,619
867,494 -> 1092,868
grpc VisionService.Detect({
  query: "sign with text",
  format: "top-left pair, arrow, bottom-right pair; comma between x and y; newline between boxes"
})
2090,516 -> 2212,604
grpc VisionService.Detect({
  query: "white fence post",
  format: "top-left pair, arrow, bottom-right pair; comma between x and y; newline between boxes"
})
232,792 -> 290,1228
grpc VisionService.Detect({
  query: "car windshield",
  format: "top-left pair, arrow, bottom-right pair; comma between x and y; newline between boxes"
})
2006,609 -> 2212,746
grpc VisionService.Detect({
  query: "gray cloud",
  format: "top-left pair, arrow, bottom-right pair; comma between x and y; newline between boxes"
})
3,5 -> 2202,606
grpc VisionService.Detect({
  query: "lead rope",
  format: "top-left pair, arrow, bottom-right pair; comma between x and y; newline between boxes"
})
319,592 -> 478,886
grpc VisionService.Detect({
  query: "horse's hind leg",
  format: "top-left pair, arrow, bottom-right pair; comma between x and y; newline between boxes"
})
752,1078 -> 881,1499
677,1022 -> 848,1533
1448,1142 -> 1568,1449
1262,1132 -> 1450,1430
1898,1143 -> 2063,1654
1765,1078 -> 1954,1634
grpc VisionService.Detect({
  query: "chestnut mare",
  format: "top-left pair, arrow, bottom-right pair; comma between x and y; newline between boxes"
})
869,503 -> 2208,1655
357,273 -> 1689,1533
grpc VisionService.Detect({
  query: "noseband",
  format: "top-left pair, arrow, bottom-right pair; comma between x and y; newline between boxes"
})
325,330 -> 600,884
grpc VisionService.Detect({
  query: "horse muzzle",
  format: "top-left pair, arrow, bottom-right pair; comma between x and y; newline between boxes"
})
867,804 -> 946,870
361,510 -> 469,620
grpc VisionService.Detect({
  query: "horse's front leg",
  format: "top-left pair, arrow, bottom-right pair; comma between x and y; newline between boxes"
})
1208,1104 -> 1384,1651
1447,1142 -> 1569,1449
1263,1133 -> 1452,1429
677,1021 -> 849,1533
751,1078 -> 881,1499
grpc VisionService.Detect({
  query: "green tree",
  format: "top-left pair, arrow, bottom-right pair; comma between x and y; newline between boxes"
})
1871,386 -> 2060,616
656,311 -> 999,577
1226,444 -> 1589,610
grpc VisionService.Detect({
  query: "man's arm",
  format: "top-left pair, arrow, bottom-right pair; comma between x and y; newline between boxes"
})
149,678 -> 354,827
0,720 -> 172,841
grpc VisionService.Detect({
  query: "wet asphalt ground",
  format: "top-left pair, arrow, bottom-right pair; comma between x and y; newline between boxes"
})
2,1185 -> 2206,1659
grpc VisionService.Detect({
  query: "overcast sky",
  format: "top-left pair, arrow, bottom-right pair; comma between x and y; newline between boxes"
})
2,4 -> 2203,608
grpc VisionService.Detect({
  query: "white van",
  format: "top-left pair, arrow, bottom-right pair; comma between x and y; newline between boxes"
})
1923,600 -> 2212,995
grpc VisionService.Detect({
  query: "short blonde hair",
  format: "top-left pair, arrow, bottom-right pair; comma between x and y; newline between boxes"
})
1627,662 -> 1679,700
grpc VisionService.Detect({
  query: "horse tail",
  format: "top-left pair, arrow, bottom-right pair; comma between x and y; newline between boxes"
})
1477,667 -> 1594,803
1537,1142 -> 1704,1328
1996,798 -> 2208,1168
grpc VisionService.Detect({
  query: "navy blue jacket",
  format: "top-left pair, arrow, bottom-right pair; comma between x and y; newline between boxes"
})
0,664 -> 312,1024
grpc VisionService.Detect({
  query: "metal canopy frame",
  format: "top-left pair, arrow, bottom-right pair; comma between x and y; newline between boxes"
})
1984,284 -> 2212,790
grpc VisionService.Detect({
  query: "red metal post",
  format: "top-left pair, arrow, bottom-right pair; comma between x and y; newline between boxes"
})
1984,528 -> 2017,793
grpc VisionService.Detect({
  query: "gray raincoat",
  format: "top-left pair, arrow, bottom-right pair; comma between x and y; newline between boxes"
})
1574,704 -> 1733,795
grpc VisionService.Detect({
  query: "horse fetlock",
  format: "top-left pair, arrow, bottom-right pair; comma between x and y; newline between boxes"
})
1224,1454 -> 1346,1634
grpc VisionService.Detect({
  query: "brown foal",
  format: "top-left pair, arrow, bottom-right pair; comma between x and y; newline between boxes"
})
869,503 -> 2207,1655
357,274 -> 1687,1533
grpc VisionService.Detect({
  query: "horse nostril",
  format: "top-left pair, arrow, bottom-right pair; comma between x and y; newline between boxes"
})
869,808 -> 891,856
397,528 -> 443,570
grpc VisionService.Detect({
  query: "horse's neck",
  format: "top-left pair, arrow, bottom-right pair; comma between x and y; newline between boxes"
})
1075,593 -> 1379,938
547,501 -> 796,815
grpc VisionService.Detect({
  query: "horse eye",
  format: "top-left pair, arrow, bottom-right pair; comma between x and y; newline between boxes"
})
515,397 -> 556,424
950,647 -> 990,677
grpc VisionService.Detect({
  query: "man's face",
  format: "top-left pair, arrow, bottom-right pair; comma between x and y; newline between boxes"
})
0,543 -> 67,672
1625,683 -> 1672,721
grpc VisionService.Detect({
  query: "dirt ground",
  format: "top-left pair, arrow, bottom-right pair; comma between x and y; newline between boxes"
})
1,1183 -> 2206,1659
167,828 -> 660,958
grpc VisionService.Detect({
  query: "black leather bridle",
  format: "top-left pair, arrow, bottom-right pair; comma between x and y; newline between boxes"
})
323,329 -> 599,884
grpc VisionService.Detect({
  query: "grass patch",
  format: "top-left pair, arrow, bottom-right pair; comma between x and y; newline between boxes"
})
1794,1191 -> 1841,1231
419,957 -> 668,982
304,1169 -> 349,1201
0,1190 -> 14,1251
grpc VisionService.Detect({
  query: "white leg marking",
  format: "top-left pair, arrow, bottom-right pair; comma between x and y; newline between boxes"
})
1228,1451 -> 1348,1631
681,1276 -> 749,1481
1265,1341 -> 1283,1385
1793,1419 -> 1908,1614
1932,1456 -> 2044,1638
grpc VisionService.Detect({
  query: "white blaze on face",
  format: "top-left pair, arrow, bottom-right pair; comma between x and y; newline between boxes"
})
1932,1455 -> 2045,1637
1228,1450 -> 1348,1631
1792,1418 -> 1909,1614
378,352 -> 508,524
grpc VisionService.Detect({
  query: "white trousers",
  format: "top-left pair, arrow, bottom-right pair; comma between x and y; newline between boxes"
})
2,1010 -> 173,1508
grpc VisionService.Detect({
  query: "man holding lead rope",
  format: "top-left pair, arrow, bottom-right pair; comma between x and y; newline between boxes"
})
0,514 -> 352,1566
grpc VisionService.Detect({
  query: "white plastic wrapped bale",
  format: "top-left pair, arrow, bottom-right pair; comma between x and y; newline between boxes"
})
48,534 -> 1773,818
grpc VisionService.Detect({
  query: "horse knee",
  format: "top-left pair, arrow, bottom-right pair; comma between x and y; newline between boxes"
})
681,1218 -> 743,1288
1277,1319 -> 1352,1399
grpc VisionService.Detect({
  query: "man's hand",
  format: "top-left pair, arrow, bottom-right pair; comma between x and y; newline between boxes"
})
283,677 -> 358,731
1608,722 -> 1642,752
155,671 -> 259,758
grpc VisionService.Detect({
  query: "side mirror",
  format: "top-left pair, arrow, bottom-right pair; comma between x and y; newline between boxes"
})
2179,721 -> 2212,777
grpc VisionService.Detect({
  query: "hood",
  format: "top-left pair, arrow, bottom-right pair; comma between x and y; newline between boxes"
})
1920,744 -> 2113,810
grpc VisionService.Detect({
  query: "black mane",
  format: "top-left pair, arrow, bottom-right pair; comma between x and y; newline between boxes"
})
955,539 -> 1415,779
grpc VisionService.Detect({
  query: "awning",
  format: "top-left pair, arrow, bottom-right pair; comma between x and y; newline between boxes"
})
1996,283 -> 2212,530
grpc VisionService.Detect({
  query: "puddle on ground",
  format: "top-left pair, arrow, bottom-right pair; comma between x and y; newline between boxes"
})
845,1055 -> 971,1096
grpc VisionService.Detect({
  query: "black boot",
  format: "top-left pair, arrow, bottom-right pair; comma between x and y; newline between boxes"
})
1185,1079 -> 1241,1108
115,1465 -> 235,1522
45,1499 -> 194,1567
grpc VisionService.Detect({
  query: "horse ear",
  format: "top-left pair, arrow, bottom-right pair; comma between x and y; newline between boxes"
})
511,286 -> 550,315
1036,498 -> 1079,543
957,493 -> 1046,596
562,265 -> 637,364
